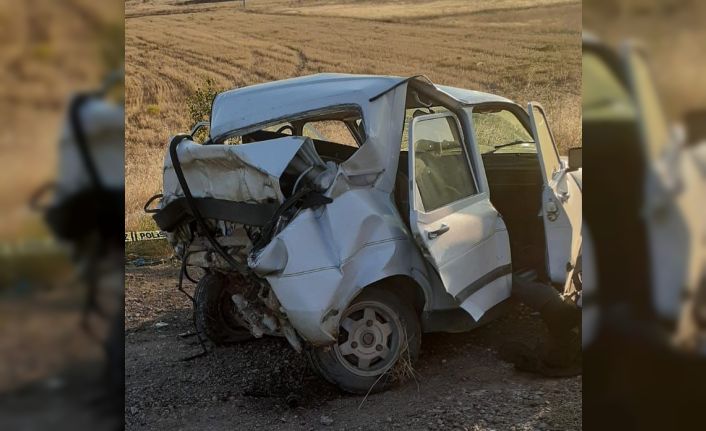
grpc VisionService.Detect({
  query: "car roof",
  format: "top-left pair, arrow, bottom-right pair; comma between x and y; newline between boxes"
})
436,85 -> 513,105
214,73 -> 513,107
209,73 -> 516,139
215,73 -> 405,105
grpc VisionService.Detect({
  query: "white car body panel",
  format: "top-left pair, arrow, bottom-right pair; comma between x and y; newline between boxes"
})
528,103 -> 583,285
407,112 -> 512,322
162,135 -> 335,206
460,276 -> 512,320
210,74 -> 405,140
415,197 -> 512,321
255,187 -> 430,343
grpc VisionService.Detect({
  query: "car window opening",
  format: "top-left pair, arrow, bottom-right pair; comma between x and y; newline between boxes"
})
214,108 -> 365,200
394,86 -> 480,227
472,106 -> 548,278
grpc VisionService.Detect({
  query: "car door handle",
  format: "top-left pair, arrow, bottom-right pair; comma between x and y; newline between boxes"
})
427,224 -> 450,239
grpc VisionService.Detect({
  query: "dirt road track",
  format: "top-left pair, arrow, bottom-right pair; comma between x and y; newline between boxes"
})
126,262 -> 581,431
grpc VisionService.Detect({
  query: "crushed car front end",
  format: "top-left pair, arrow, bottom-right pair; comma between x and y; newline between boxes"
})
149,74 -> 431,351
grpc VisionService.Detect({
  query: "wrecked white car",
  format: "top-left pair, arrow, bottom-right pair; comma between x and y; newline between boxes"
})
148,74 -> 582,393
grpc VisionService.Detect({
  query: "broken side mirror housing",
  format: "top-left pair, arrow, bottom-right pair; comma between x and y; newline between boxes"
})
568,147 -> 582,170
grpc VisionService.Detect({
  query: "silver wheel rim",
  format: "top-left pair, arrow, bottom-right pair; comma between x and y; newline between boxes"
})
333,300 -> 403,377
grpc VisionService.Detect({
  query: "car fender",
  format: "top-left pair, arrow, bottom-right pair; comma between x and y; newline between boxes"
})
257,188 -> 432,344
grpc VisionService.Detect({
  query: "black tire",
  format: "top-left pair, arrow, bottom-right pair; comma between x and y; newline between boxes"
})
307,288 -> 421,394
194,272 -> 252,345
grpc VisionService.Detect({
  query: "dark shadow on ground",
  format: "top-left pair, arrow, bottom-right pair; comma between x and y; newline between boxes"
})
0,360 -> 123,430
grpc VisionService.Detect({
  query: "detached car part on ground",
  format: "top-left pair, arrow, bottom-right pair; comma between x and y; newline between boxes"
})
149,74 -> 582,393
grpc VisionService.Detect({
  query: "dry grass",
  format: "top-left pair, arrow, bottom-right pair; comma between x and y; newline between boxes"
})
125,0 -> 581,231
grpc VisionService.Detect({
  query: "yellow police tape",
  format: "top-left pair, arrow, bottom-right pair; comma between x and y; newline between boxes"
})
125,230 -> 167,242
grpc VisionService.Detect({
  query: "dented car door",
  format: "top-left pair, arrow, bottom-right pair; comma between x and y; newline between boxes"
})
408,112 -> 512,321
528,103 -> 582,285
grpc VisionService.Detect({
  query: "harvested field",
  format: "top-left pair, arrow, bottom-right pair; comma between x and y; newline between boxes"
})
125,0 -> 581,231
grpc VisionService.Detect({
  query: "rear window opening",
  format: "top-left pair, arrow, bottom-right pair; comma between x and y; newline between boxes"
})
470,106 -> 547,277
205,108 -> 367,200
472,109 -> 535,155
302,120 -> 358,147
202,108 -> 364,178
213,106 -> 364,150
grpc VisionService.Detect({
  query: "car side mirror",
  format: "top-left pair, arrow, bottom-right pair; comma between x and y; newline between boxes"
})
568,147 -> 582,170
683,109 -> 706,146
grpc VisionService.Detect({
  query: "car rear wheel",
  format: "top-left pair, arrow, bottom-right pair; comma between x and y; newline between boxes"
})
194,272 -> 252,346
307,289 -> 421,394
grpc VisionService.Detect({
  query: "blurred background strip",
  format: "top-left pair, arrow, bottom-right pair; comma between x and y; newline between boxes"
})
583,0 -> 706,430
0,1 -> 124,430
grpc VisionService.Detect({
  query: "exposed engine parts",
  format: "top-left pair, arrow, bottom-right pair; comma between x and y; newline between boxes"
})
152,135 -> 334,353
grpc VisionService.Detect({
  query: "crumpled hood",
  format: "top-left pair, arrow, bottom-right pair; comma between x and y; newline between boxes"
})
161,136 -> 334,207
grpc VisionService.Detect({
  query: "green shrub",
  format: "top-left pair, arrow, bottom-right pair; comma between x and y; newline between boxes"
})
146,104 -> 160,115
186,78 -> 223,142
187,78 -> 220,124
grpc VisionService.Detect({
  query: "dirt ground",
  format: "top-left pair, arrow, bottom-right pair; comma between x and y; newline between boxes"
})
125,261 -> 581,431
